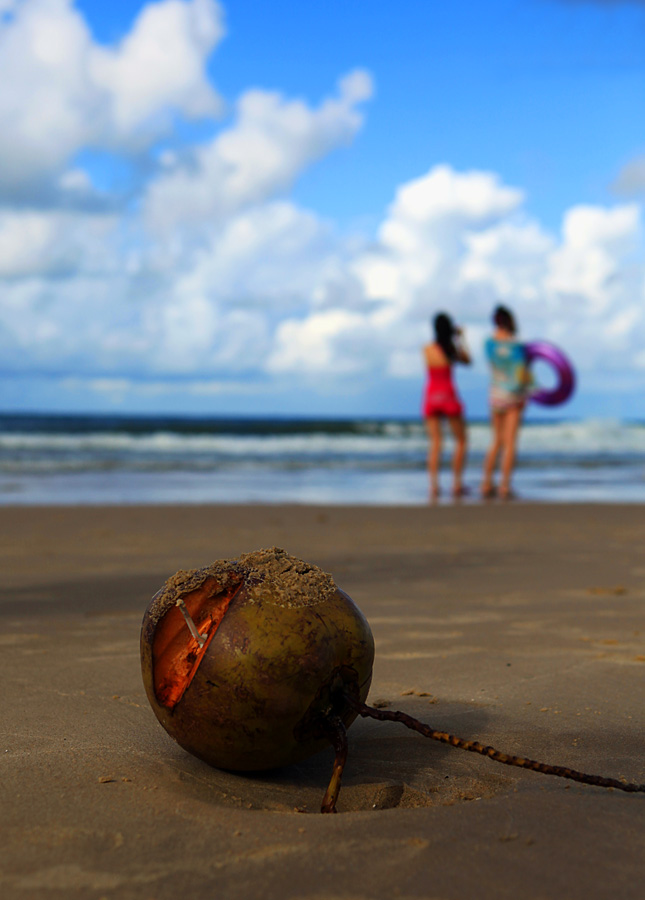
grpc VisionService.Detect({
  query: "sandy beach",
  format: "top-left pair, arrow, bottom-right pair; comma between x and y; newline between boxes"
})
1,502 -> 644,899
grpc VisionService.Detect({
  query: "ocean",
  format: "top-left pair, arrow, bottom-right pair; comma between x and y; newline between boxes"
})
1,413 -> 644,506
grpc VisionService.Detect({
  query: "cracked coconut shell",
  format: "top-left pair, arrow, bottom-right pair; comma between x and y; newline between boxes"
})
140,547 -> 375,771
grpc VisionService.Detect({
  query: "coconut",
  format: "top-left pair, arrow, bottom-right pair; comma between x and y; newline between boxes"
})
142,547 -> 645,812
141,547 -> 374,773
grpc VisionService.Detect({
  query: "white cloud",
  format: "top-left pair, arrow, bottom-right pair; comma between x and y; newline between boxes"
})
61,375 -> 272,397
1,151 -> 644,391
0,209 -> 116,277
546,204 -> 641,311
267,168 -> 645,380
2,155 -> 644,390
143,69 -> 373,232
90,0 -> 223,138
0,0 -> 377,383
178,202 -> 340,309
353,166 -> 525,315
0,0 -> 644,408
261,168 -> 528,380
268,309 -> 369,375
386,165 -> 523,228
459,221 -> 555,303
0,0 -> 224,192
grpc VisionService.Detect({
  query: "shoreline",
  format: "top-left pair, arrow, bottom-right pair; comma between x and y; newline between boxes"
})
3,414 -> 645,508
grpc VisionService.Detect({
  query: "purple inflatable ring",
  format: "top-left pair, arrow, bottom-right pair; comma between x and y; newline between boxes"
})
525,341 -> 575,407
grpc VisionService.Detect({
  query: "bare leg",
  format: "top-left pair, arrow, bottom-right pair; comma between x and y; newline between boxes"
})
499,403 -> 524,499
481,411 -> 503,497
447,416 -> 467,497
425,416 -> 442,498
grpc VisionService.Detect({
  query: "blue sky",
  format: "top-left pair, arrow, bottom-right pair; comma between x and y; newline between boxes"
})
76,0 -> 645,228
0,0 -> 644,419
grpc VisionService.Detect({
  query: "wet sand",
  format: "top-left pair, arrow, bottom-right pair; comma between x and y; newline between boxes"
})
1,503 -> 644,899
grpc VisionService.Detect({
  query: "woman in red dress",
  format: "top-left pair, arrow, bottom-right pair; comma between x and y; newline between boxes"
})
422,313 -> 471,499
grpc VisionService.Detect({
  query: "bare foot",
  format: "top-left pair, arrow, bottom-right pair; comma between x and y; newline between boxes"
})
499,486 -> 516,501
480,484 -> 496,499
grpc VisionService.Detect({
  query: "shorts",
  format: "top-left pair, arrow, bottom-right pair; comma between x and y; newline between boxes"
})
490,387 -> 526,413
424,396 -> 464,418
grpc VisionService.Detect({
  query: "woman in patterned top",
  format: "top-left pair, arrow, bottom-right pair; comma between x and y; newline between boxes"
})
481,305 -> 531,500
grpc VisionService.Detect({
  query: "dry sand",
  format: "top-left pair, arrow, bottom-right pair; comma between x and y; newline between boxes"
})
1,503 -> 644,899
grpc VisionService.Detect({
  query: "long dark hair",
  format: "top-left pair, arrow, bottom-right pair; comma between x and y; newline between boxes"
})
433,312 -> 457,361
493,305 -> 517,335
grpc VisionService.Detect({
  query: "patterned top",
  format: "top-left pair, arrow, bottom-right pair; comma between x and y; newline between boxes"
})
485,338 -> 530,397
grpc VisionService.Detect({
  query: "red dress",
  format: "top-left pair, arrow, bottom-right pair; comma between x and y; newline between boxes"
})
423,366 -> 463,418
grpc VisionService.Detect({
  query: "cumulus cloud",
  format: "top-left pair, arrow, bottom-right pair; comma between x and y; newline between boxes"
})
353,166 -> 524,315
268,309 -> 371,376
546,204 -> 641,311
270,166 -> 644,379
2,154 -> 644,391
0,208 -> 116,277
0,0 -> 644,409
0,0 -> 375,384
142,69 -> 373,233
90,0 -> 223,137
459,221 -> 555,304
0,0 -> 224,194
175,202 -> 338,309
